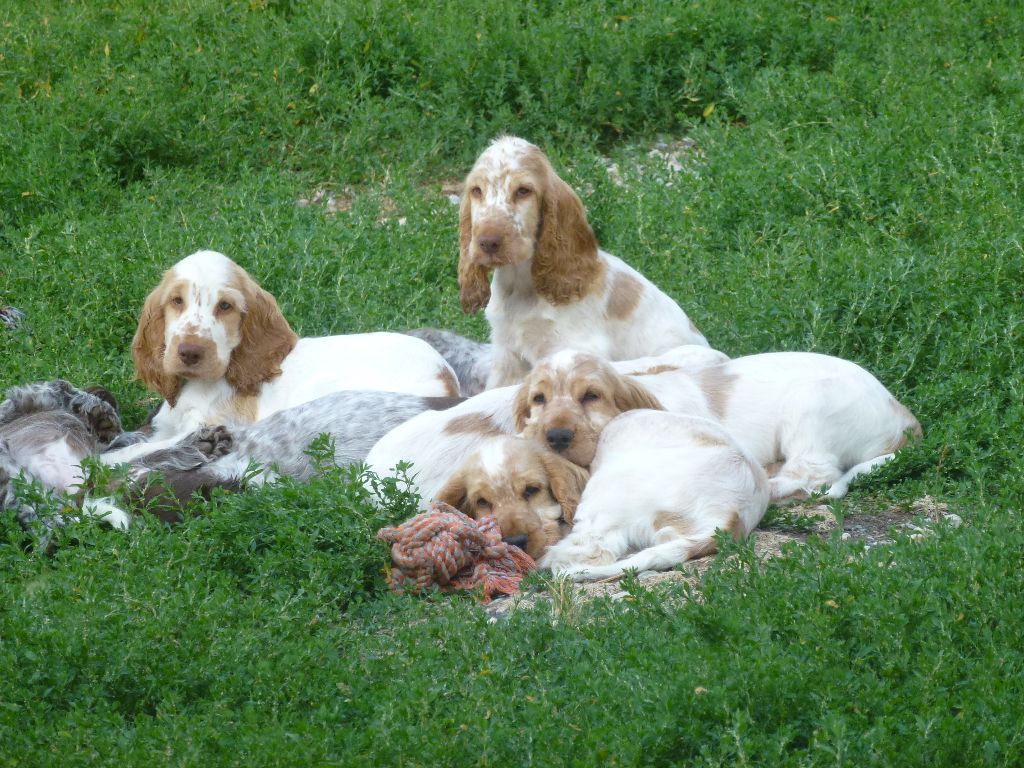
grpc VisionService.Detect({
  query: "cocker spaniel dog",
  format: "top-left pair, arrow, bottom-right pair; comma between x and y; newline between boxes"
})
364,346 -> 726,508
433,436 -> 589,560
457,136 -> 709,389
538,409 -> 770,580
104,250 -> 459,463
514,348 -> 922,502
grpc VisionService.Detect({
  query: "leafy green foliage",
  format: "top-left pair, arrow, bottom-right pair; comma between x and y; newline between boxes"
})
2,0 -> 1023,764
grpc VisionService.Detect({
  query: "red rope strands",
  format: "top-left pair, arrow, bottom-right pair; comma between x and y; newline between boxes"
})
377,502 -> 536,601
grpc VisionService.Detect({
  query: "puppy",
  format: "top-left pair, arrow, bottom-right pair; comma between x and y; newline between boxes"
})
539,410 -> 770,580
434,436 -> 589,560
0,380 -> 130,529
105,250 -> 458,464
515,349 -> 922,501
458,136 -> 709,388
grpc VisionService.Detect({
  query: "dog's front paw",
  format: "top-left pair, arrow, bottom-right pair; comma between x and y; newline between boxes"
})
71,393 -> 123,444
189,425 -> 234,459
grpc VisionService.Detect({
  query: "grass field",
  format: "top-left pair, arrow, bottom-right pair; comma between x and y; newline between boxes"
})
2,0 -> 1023,764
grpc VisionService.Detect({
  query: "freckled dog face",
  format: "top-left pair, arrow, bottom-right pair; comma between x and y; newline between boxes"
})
516,354 -> 622,468
435,438 -> 586,561
514,351 -> 665,468
462,138 -> 548,269
159,259 -> 246,380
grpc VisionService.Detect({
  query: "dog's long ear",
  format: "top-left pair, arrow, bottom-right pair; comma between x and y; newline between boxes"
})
435,472 -> 471,516
532,160 -> 602,306
225,270 -> 298,397
511,382 -> 534,434
458,190 -> 492,313
131,279 -> 182,406
540,450 -> 590,525
611,373 -> 664,413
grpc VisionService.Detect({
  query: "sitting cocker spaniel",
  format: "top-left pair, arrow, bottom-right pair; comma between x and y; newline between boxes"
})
104,250 -> 459,463
458,136 -> 709,389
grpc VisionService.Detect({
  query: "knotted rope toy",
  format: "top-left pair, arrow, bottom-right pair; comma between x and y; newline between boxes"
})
377,502 -> 536,602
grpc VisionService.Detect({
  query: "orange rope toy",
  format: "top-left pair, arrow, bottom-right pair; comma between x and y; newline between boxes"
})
377,502 -> 536,602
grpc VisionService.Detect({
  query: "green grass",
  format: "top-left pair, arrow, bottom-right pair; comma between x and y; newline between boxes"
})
2,0 -> 1023,764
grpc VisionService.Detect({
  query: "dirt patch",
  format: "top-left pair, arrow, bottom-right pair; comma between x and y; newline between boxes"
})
485,496 -> 961,620
296,185 -> 353,214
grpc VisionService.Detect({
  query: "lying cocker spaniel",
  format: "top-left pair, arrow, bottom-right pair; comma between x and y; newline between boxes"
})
433,435 -> 589,560
538,410 -> 770,580
514,348 -> 922,502
364,347 -> 726,508
458,136 -> 709,389
104,250 -> 459,463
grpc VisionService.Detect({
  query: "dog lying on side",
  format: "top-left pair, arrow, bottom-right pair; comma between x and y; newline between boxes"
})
0,380 -> 131,529
434,411 -> 769,578
514,348 -> 922,502
537,410 -> 770,580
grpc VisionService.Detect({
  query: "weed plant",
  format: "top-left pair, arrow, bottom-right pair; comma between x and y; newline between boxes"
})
1,0 -> 1022,764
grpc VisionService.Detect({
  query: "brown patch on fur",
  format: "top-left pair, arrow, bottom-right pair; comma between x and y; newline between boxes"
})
131,272 -> 185,405
691,429 -> 729,449
653,510 -> 695,536
443,413 -> 504,437
725,511 -> 746,540
889,398 -> 923,451
529,147 -> 605,305
697,365 -> 738,419
609,369 -> 665,413
434,473 -> 469,513
437,366 -> 460,398
653,510 -> 720,560
606,271 -> 644,320
224,393 -> 259,424
223,264 -> 299,397
539,450 -> 590,524
457,191 -> 492,313
764,461 -> 785,478
630,364 -> 680,377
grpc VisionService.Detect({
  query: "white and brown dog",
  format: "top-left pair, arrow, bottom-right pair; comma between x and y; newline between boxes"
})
538,409 -> 770,580
514,348 -> 922,502
104,250 -> 459,463
434,435 -> 589,561
458,136 -> 709,389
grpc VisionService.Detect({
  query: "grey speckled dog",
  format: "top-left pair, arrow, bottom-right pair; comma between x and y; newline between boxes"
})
0,380 -> 124,529
118,389 -> 462,518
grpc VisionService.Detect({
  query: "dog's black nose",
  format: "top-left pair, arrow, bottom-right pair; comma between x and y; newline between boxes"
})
477,235 -> 502,255
504,533 -> 529,550
178,343 -> 204,366
546,427 -> 574,451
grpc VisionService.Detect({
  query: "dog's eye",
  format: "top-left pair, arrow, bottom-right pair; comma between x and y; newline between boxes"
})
476,497 -> 492,510
581,391 -> 600,404
522,485 -> 540,500
470,186 -> 482,198
532,393 -> 545,405
170,297 -> 183,307
515,186 -> 532,198
217,300 -> 233,312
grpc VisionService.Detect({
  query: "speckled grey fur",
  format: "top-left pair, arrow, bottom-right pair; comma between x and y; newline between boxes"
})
405,328 -> 493,396
124,389 -> 460,493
